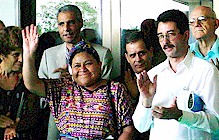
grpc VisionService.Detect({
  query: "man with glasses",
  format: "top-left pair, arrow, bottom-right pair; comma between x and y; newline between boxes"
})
189,6 -> 219,69
132,9 -> 219,140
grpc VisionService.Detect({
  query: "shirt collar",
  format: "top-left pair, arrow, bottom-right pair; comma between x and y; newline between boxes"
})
209,37 -> 219,55
189,37 -> 219,58
163,51 -> 193,72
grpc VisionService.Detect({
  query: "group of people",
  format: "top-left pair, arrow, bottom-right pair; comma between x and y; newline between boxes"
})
0,4 -> 218,140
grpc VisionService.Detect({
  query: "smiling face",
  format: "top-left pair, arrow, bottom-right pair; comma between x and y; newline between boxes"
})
57,11 -> 83,45
71,51 -> 102,88
0,49 -> 22,73
190,6 -> 218,40
157,21 -> 189,59
125,39 -> 153,73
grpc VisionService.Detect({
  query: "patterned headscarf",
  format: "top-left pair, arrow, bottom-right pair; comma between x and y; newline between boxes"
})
68,41 -> 100,66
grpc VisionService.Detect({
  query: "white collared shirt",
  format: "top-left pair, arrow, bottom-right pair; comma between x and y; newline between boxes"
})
133,51 -> 219,140
65,46 -> 72,75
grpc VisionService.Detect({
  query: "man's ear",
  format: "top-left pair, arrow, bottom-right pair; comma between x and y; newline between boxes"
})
98,61 -> 102,67
184,30 -> 190,41
149,47 -> 154,61
125,53 -> 130,63
214,19 -> 219,30
149,47 -> 154,54
79,19 -> 83,29
0,54 -> 5,59
0,54 -> 5,63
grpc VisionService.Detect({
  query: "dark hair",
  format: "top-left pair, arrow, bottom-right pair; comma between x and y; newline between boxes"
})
157,9 -> 189,34
0,20 -> 5,27
69,41 -> 100,66
125,31 -> 151,52
140,19 -> 161,51
141,19 -> 157,36
57,5 -> 82,22
0,26 -> 22,56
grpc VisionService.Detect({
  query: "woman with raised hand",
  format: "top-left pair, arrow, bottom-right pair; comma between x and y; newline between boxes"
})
22,24 -> 134,140
0,26 -> 41,140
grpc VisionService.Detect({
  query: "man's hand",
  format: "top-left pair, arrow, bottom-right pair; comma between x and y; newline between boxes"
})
0,65 -> 11,77
53,64 -> 73,86
53,64 -> 70,78
0,113 -> 14,128
152,97 -> 182,120
4,127 -> 17,140
136,70 -> 157,108
210,58 -> 219,70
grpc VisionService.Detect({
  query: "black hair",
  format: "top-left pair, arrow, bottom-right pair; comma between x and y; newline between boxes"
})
0,20 -> 5,27
125,31 -> 151,52
157,9 -> 189,34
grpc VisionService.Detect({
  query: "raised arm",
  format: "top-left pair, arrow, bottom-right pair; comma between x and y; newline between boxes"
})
22,24 -> 46,97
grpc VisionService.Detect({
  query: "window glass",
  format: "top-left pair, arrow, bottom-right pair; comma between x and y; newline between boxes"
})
121,0 -> 189,30
36,0 -> 102,40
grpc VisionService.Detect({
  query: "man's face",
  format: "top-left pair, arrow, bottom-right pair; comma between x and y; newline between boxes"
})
57,11 -> 83,44
157,21 -> 188,59
125,39 -> 153,74
189,6 -> 218,40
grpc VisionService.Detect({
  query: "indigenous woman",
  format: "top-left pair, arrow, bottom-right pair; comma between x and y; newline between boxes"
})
22,24 -> 134,140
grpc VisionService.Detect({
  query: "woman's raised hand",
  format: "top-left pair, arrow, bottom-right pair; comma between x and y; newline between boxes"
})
22,24 -> 39,55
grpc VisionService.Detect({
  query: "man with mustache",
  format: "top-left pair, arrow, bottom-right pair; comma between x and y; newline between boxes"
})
124,31 -> 155,140
38,4 -> 113,140
189,6 -> 219,69
132,9 -> 219,140
125,31 -> 154,75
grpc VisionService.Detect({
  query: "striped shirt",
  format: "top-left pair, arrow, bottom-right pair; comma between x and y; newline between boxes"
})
43,79 -> 133,139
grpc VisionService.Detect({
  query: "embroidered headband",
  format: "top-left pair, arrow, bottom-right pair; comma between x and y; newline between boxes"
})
68,41 -> 100,66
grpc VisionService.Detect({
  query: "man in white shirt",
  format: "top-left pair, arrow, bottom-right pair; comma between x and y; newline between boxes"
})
132,9 -> 219,140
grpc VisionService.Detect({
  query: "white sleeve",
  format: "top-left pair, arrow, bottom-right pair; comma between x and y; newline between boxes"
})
132,95 -> 153,133
179,67 -> 219,136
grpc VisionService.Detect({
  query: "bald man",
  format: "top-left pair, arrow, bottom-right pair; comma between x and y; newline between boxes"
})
189,6 -> 219,69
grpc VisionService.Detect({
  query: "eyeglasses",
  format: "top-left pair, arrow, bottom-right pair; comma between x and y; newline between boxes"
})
157,32 -> 180,42
189,16 -> 215,26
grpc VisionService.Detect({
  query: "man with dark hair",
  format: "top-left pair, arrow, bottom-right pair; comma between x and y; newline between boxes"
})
132,9 -> 219,140
38,5 -> 113,80
124,31 -> 153,140
38,4 -> 113,140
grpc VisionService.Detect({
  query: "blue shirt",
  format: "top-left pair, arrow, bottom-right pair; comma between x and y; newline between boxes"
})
189,37 -> 219,63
